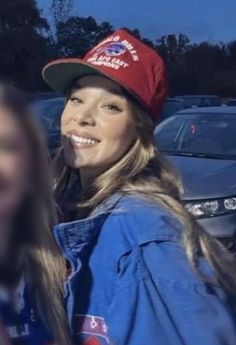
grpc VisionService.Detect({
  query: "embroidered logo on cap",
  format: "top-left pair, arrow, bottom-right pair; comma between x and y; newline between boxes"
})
96,43 -> 127,57
86,34 -> 139,71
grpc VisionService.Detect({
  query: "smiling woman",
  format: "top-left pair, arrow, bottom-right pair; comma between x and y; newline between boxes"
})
61,76 -> 135,186
43,29 -> 236,345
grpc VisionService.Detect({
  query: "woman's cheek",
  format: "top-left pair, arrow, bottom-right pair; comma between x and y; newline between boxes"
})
0,156 -> 27,188
105,121 -> 135,148
0,153 -> 19,178
0,155 -> 29,217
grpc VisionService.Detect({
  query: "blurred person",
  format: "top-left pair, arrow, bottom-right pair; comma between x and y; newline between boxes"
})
0,82 -> 70,345
43,30 -> 236,345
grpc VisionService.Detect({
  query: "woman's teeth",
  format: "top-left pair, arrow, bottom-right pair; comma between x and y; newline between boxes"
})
70,134 -> 98,145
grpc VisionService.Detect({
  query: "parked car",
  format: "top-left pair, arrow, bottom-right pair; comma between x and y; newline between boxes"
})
227,99 -> 236,106
31,97 -> 65,156
175,95 -> 221,108
158,98 -> 185,122
155,107 -> 236,240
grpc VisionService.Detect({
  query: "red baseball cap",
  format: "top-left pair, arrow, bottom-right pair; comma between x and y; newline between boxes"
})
42,29 -> 168,121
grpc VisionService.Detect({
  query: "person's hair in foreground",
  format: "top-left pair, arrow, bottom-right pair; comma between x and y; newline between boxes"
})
0,82 -> 69,345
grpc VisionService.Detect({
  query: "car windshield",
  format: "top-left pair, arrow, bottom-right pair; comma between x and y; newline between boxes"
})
32,98 -> 65,132
155,112 -> 236,160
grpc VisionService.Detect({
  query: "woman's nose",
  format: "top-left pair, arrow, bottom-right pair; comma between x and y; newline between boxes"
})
75,107 -> 96,126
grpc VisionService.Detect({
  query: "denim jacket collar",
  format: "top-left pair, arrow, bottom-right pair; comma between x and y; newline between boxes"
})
54,193 -> 122,260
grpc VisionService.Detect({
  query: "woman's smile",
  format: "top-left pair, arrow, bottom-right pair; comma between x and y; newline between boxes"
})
69,133 -> 100,149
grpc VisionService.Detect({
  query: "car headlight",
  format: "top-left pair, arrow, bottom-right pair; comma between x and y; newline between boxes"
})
185,197 -> 236,218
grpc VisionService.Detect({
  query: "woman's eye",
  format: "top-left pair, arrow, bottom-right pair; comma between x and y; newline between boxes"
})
105,104 -> 122,113
69,96 -> 83,104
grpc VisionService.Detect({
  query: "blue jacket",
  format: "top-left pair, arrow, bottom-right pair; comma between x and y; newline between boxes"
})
54,194 -> 236,345
0,278 -> 53,345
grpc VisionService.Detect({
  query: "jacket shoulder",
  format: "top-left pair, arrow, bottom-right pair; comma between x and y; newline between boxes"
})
102,195 -> 182,250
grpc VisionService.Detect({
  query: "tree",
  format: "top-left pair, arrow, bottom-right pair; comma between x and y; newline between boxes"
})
1,1 -> 236,95
0,0 -> 51,89
51,0 -> 74,29
228,41 -> 236,70
0,0 -> 48,30
184,42 -> 224,73
156,34 -> 190,65
122,28 -> 155,49
55,16 -> 113,57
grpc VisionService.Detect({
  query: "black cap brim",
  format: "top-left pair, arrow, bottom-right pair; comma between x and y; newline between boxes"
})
42,59 -> 106,94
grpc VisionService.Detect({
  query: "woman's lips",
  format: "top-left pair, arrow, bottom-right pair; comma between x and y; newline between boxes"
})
68,134 -> 100,148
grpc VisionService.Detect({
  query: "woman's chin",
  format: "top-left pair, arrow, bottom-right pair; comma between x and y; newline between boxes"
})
66,157 -> 94,170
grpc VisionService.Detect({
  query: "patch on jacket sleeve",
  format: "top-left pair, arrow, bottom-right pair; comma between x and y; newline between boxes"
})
75,315 -> 110,344
83,336 -> 102,345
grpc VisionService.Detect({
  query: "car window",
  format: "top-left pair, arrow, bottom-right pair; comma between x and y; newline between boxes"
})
181,97 -> 201,107
160,101 -> 184,120
32,99 -> 65,131
210,97 -> 221,106
42,102 -> 64,130
155,113 -> 236,159
177,97 -> 221,108
228,100 -> 236,106
200,98 -> 211,107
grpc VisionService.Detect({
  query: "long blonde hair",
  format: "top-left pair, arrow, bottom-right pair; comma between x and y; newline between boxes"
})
0,83 -> 70,345
54,90 -> 236,294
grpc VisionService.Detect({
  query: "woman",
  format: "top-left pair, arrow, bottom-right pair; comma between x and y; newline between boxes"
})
0,82 -> 69,345
43,30 -> 236,345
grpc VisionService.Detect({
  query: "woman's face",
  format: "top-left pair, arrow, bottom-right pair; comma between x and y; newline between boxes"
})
61,75 -> 136,174
0,106 -> 30,220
